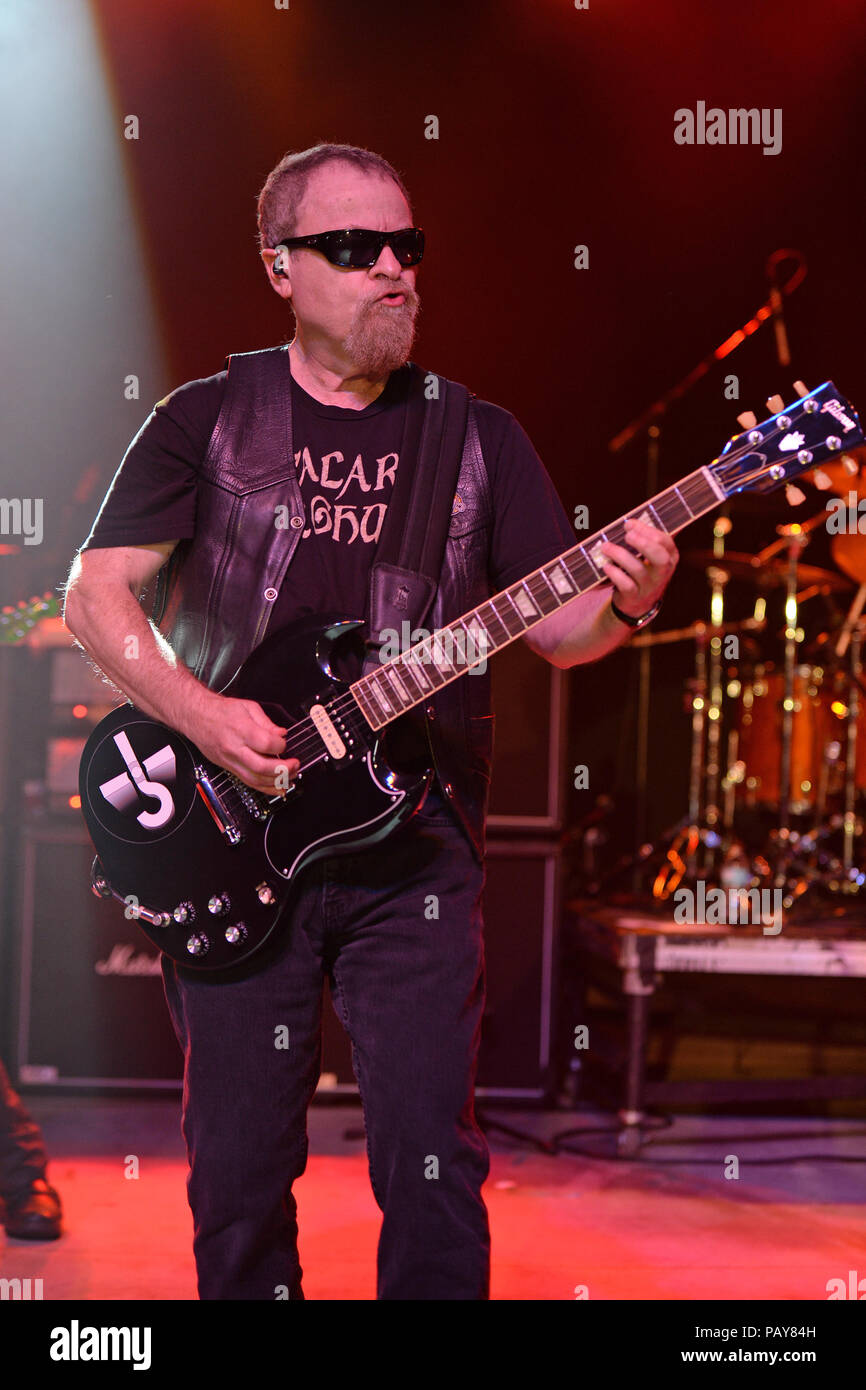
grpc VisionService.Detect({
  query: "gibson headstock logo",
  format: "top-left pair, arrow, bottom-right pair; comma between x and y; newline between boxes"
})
820,398 -> 857,433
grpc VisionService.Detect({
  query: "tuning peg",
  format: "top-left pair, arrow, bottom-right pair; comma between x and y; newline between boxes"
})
766,394 -> 785,413
793,380 -> 810,398
785,483 -> 806,506
737,410 -> 758,429
812,469 -> 833,491
842,454 -> 859,476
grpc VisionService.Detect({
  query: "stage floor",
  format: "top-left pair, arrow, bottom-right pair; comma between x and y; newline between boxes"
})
2,1097 -> 864,1301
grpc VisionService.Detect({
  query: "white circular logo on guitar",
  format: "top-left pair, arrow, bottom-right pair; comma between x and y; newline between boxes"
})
86,720 -> 196,844
100,730 -> 177,828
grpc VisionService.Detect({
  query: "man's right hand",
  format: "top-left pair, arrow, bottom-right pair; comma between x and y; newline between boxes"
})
185,695 -> 300,798
64,546 -> 301,799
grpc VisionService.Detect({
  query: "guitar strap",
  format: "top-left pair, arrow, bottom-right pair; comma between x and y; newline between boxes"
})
362,365 -> 471,676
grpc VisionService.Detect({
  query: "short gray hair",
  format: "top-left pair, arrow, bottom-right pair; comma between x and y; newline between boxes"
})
256,143 -> 412,252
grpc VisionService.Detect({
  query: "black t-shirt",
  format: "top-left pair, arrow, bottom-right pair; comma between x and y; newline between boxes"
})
82,360 -> 577,635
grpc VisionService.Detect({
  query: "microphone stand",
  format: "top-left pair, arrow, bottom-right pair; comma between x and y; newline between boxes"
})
608,251 -> 807,454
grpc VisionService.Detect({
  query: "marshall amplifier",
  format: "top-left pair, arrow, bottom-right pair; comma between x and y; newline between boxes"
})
13,827 -> 563,1099
13,822 -> 183,1087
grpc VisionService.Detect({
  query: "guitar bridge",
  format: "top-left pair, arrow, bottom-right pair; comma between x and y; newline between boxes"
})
226,774 -> 272,821
194,767 -> 243,844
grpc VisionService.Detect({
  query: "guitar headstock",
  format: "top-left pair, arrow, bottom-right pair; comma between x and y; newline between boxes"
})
0,593 -> 61,645
710,382 -> 863,501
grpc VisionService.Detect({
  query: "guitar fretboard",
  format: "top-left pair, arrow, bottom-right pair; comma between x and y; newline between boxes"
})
350,466 -> 724,730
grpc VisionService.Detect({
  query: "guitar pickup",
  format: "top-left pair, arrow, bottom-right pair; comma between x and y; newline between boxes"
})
194,767 -> 243,844
309,702 -> 348,759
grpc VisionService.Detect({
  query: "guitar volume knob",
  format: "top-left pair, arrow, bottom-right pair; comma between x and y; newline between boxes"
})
207,893 -> 230,916
173,902 -> 195,924
186,934 -> 210,957
225,922 -> 248,945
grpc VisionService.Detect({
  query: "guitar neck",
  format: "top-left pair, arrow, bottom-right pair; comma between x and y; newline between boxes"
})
350,464 -> 727,731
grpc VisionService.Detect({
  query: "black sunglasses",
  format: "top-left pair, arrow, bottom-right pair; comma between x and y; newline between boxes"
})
272,226 -> 424,269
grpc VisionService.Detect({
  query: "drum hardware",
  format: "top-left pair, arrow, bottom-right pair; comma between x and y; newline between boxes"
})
695,511 -> 866,905
776,526 -> 810,844
833,580 -> 866,660
812,445 -> 866,588
842,624 -> 862,878
684,548 -> 854,595
634,530 -> 866,912
814,733 -> 840,827
629,616 -> 766,649
702,518 -> 734,875
592,391 -> 866,913
751,614 -> 866,906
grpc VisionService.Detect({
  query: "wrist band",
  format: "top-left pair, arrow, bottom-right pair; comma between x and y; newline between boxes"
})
610,594 -> 662,630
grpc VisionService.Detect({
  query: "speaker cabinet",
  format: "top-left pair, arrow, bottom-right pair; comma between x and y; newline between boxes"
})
476,838 -> 563,1097
13,825 -> 562,1101
318,838 -> 564,1101
13,823 -> 183,1087
488,640 -> 568,830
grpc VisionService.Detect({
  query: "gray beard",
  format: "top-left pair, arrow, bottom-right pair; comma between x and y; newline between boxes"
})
342,295 -> 420,378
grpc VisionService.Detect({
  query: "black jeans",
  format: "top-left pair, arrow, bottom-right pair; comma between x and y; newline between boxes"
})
0,1057 -> 49,1201
161,781 -> 490,1300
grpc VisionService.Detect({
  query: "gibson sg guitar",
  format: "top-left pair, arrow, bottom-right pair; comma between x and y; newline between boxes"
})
79,381 -> 863,969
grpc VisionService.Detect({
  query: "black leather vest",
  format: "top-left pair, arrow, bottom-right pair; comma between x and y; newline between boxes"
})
149,345 -> 495,863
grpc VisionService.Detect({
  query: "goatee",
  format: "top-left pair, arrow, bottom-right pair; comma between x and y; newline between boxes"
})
342,290 -> 420,378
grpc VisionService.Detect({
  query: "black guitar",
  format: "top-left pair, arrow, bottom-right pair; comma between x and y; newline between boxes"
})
79,382 -> 863,969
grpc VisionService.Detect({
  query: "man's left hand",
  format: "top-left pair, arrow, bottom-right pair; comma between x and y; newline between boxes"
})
598,517 -> 679,619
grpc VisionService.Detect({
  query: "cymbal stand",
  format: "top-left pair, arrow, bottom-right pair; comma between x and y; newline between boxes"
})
702,516 -> 733,875
685,628 -> 708,880
630,424 -> 660,896
774,528 -> 808,886
842,622 -> 863,877
722,723 -> 740,831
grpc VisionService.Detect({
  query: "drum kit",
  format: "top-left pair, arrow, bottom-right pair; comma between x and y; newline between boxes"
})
645,449 -> 866,916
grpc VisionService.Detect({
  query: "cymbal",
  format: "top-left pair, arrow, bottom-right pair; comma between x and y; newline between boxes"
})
684,550 -> 853,592
630,615 -> 766,648
832,533 -> 866,586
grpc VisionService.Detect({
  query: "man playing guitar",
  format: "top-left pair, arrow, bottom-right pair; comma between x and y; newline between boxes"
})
64,143 -> 677,1300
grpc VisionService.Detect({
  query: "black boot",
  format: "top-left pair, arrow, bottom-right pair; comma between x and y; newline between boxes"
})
0,1058 -> 62,1239
2,1178 -> 63,1240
